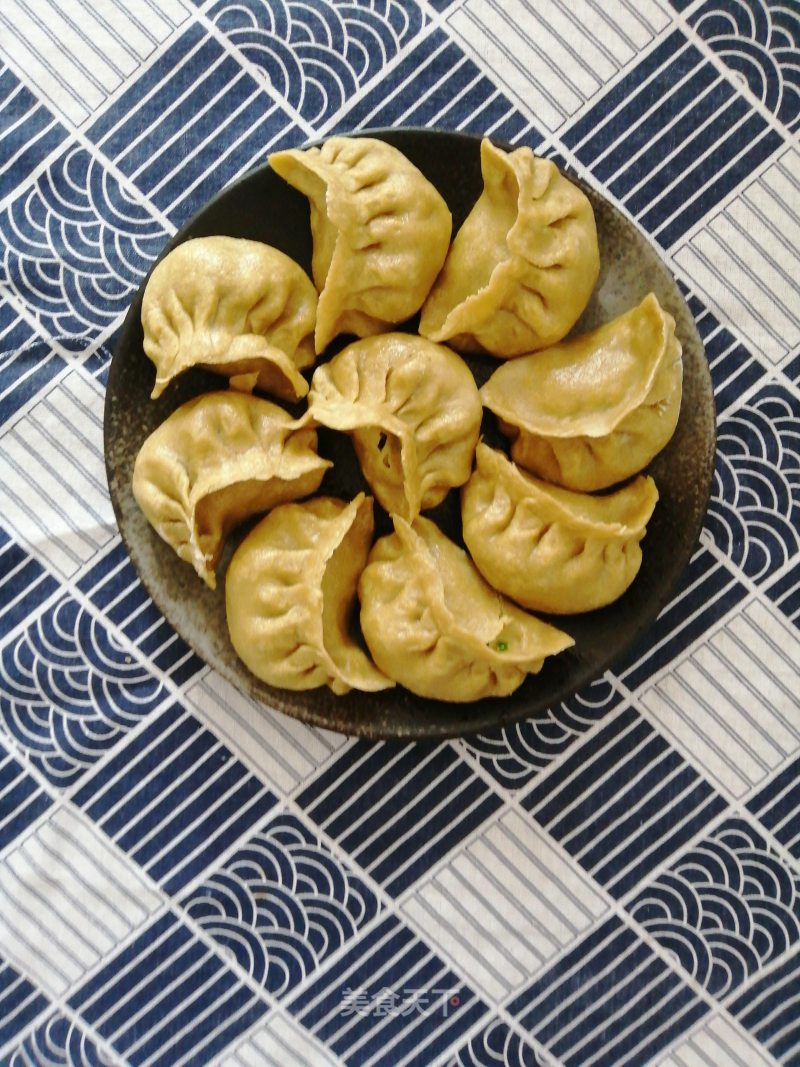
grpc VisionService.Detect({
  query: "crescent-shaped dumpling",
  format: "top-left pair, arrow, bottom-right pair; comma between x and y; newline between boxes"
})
419,139 -> 599,357
481,293 -> 683,490
270,136 -> 452,352
132,392 -> 330,588
307,333 -> 482,520
358,515 -> 573,702
142,237 -> 318,401
462,444 -> 659,614
225,494 -> 394,695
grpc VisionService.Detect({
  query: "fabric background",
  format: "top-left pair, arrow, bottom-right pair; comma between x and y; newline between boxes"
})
0,1 -> 799,1064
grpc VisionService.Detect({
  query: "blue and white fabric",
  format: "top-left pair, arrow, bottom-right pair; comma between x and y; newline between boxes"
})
1,1 -> 799,1064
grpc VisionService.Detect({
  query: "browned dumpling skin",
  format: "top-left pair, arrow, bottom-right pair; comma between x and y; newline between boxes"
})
419,139 -> 599,358
270,137 -> 452,352
358,515 -> 573,702
132,392 -> 330,588
226,494 -> 393,696
481,294 -> 683,491
307,333 -> 482,521
142,237 -> 318,401
462,444 -> 659,614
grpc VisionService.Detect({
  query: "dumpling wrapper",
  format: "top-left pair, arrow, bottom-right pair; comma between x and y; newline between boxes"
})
359,515 -> 573,702
142,237 -> 318,401
270,136 -> 452,352
132,392 -> 330,589
419,139 -> 599,358
307,333 -> 482,520
462,444 -> 659,614
226,494 -> 394,696
481,293 -> 683,490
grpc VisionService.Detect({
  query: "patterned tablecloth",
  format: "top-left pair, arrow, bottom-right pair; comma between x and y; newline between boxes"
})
1,1 -> 799,1064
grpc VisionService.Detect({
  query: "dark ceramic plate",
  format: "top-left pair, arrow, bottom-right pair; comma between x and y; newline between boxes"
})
105,127 -> 715,740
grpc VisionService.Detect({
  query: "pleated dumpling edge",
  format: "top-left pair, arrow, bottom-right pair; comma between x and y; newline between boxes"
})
270,136 -> 452,352
142,237 -> 318,402
132,392 -> 331,589
481,293 -> 683,490
419,138 -> 600,358
307,333 -> 482,521
358,514 -> 574,702
462,443 -> 659,615
225,494 -> 394,696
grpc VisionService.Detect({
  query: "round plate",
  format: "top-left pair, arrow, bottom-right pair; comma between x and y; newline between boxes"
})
105,127 -> 716,740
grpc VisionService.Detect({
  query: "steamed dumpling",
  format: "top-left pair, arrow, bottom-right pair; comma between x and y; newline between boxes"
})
226,494 -> 393,695
358,515 -> 573,702
270,137 -> 452,351
142,237 -> 317,401
307,333 -> 482,520
132,392 -> 330,588
462,444 -> 659,614
419,139 -> 599,358
481,294 -> 683,490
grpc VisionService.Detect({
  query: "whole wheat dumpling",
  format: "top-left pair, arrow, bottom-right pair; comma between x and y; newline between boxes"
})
142,237 -> 317,401
132,392 -> 330,588
419,139 -> 599,357
307,334 -> 482,520
358,515 -> 573,702
462,444 -> 659,614
481,293 -> 683,491
270,136 -> 452,352
226,494 -> 393,696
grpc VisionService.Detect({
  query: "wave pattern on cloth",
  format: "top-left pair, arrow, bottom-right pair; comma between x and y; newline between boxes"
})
0,146 -> 167,338
0,1 -> 798,1064
629,817 -> 800,997
209,0 -> 426,125
688,0 -> 800,129
0,596 -> 168,788
181,814 -> 381,995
